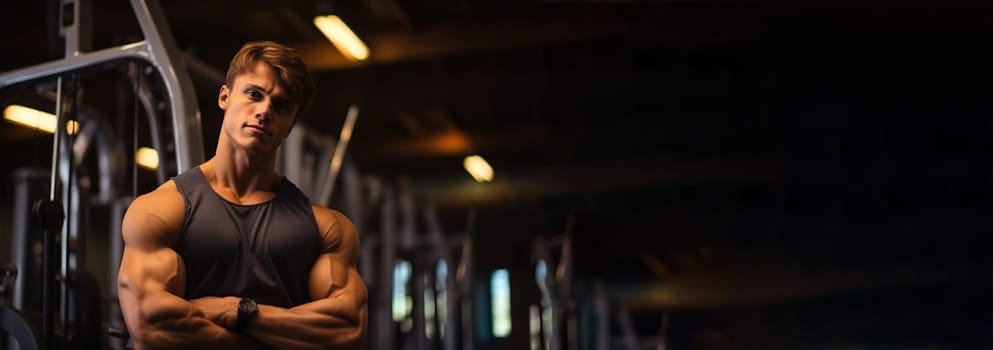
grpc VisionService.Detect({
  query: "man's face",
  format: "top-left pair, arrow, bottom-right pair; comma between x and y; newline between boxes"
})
217,62 -> 298,155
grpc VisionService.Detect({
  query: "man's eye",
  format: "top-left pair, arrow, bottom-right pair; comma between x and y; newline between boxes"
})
246,90 -> 262,99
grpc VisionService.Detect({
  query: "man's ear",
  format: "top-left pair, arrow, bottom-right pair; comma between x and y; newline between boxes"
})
218,85 -> 230,110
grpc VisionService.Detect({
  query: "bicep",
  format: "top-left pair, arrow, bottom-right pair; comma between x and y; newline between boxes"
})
309,207 -> 364,300
118,186 -> 186,292
308,253 -> 365,301
296,209 -> 368,337
117,190 -> 190,324
305,252 -> 367,328
119,206 -> 184,293
118,245 -> 186,299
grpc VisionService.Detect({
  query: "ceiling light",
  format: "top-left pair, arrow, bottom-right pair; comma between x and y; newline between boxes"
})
313,15 -> 369,61
463,155 -> 494,182
4,104 -> 79,135
136,147 -> 159,170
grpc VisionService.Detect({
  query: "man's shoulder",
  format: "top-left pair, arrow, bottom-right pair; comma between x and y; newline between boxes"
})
135,180 -> 183,205
127,180 -> 186,225
123,180 -> 186,246
309,203 -> 359,249
309,203 -> 352,225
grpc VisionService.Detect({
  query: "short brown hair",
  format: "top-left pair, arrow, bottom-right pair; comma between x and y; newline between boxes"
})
225,41 -> 316,119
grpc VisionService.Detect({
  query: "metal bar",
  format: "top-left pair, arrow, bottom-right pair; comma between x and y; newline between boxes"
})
342,162 -> 364,231
40,75 -> 66,350
376,186 -> 396,350
48,77 -> 63,201
398,179 -> 416,250
58,76 -> 77,350
422,204 -> 449,264
532,238 -> 557,350
72,108 -> 126,205
456,210 -> 476,350
318,105 -> 359,205
0,42 -> 148,88
280,125 -> 305,194
556,217 -> 577,350
61,0 -> 77,57
616,307 -> 639,350
61,0 -> 91,56
594,281 -> 609,350
656,313 -> 670,350
132,66 -> 170,183
412,256 -> 426,350
130,0 -> 204,172
11,169 -> 48,311
181,51 -> 224,85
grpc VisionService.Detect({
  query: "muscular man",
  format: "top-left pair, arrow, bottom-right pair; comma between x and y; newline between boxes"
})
117,41 -> 367,349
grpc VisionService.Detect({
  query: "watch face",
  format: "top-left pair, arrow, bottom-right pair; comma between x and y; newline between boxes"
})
239,298 -> 258,313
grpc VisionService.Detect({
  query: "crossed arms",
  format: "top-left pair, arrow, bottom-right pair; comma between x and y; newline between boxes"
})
117,182 -> 367,350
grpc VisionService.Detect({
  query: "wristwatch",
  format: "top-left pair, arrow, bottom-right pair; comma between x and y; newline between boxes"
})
236,298 -> 258,332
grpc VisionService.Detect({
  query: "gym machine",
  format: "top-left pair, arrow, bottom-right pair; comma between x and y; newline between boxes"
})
277,108 -> 478,350
530,222 -> 577,350
362,182 -> 473,350
0,0 -> 204,348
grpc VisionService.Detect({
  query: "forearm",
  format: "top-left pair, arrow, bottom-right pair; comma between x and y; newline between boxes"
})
135,317 -> 269,350
128,292 -> 270,350
244,298 -> 364,350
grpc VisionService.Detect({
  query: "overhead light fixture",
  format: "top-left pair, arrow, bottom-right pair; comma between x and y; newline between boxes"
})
313,15 -> 369,61
136,147 -> 159,170
463,155 -> 494,182
3,104 -> 79,135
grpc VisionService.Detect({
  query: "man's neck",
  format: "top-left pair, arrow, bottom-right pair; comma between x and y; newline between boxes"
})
205,147 -> 280,201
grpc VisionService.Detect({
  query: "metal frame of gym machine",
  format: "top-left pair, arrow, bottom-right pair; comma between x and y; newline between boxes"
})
0,0 -> 204,349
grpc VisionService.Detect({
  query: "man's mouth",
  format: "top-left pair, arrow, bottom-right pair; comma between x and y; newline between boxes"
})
244,124 -> 270,137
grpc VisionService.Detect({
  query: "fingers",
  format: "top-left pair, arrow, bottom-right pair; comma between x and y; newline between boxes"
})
190,296 -> 238,328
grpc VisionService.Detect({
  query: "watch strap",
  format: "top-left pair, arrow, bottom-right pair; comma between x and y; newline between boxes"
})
236,298 -> 257,332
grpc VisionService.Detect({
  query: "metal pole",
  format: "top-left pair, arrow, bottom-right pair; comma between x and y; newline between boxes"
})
656,312 -> 670,350
130,0 -> 204,172
456,210 -> 476,350
38,76 -> 68,350
58,76 -> 79,350
617,307 -> 639,350
412,255 -> 427,350
594,280 -> 609,350
318,105 -> 358,205
376,186 -> 396,350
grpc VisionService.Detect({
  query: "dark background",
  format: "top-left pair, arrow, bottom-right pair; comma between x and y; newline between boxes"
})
1,0 -> 992,348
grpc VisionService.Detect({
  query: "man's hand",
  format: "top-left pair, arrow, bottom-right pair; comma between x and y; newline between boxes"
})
190,296 -> 239,329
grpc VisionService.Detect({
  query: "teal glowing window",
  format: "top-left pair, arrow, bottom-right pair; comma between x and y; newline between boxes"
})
491,269 -> 511,337
392,260 -> 413,332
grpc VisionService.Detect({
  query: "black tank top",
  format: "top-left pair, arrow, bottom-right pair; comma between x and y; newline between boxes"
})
172,167 -> 321,308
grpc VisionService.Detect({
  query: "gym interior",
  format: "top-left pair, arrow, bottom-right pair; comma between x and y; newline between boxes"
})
0,0 -> 991,349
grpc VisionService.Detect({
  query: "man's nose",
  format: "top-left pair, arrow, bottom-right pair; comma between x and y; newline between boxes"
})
255,99 -> 272,121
